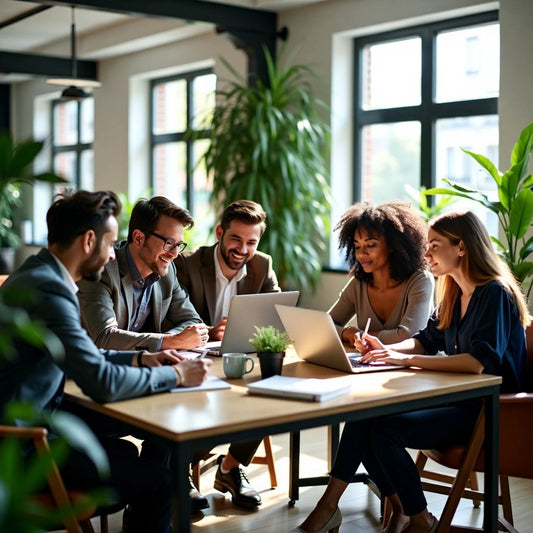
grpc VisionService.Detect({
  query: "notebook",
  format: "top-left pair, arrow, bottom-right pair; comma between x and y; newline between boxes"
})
248,375 -> 352,402
192,291 -> 300,356
275,304 -> 399,374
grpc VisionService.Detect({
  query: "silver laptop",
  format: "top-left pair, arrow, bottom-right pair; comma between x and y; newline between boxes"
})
195,291 -> 300,356
275,304 -> 399,374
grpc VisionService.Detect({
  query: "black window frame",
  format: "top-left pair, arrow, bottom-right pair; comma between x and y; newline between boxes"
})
51,96 -> 94,190
352,10 -> 499,202
149,67 -> 213,216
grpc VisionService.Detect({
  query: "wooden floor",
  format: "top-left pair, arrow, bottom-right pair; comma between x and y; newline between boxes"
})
55,426 -> 533,533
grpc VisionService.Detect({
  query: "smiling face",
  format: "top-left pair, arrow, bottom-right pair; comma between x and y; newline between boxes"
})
216,220 -> 262,274
132,214 -> 185,278
354,227 -> 390,275
424,228 -> 464,277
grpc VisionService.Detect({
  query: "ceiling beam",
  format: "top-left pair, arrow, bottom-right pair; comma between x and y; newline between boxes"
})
20,0 -> 281,85
19,0 -> 277,34
0,51 -> 98,80
0,6 -> 52,30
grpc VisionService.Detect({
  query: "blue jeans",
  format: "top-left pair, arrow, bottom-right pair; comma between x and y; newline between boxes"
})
330,402 -> 480,516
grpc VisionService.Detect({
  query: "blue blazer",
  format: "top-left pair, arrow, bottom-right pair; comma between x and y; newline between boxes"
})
0,249 -> 177,417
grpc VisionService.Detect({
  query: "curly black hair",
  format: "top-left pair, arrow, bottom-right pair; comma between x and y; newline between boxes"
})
335,200 -> 428,282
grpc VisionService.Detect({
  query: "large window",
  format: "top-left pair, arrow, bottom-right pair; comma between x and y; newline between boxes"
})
354,11 -> 499,234
30,96 -> 94,245
150,69 -> 216,246
52,97 -> 95,191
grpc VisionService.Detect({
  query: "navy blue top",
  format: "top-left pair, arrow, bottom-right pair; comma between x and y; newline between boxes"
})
414,280 -> 527,393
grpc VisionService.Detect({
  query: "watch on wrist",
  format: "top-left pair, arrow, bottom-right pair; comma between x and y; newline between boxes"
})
137,350 -> 147,368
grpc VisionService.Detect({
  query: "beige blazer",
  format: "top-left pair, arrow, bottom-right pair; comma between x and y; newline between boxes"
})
175,244 -> 280,325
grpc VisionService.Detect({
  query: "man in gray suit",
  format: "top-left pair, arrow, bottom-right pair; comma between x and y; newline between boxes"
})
78,196 -> 262,510
0,190 -> 211,533
78,196 -> 208,352
175,199 -> 279,508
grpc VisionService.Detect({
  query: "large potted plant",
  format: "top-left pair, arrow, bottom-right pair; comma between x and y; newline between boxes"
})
426,122 -> 533,300
202,47 -> 331,292
0,134 -> 66,273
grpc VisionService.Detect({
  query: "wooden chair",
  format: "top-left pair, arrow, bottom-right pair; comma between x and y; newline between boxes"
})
0,424 -> 119,533
191,436 -> 278,490
413,325 -> 533,532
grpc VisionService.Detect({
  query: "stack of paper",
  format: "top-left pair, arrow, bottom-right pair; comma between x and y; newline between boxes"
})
247,375 -> 352,402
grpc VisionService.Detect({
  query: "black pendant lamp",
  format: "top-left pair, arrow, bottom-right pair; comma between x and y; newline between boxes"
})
46,6 -> 101,99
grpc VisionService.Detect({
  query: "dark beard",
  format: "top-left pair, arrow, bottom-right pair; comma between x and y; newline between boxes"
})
82,270 -> 102,282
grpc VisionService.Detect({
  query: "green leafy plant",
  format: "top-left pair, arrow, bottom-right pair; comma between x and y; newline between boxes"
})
0,288 -> 110,532
116,189 -> 152,241
404,184 -> 456,222
426,122 -> 533,299
0,134 -> 67,248
202,46 -> 331,292
249,325 -> 291,353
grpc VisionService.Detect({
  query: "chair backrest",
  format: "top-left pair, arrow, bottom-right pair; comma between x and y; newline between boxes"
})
525,323 -> 533,392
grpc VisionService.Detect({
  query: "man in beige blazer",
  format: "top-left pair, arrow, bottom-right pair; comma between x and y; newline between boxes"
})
175,200 -> 279,509
176,199 -> 280,341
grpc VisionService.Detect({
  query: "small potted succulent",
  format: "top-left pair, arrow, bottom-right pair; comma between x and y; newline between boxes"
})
249,325 -> 291,379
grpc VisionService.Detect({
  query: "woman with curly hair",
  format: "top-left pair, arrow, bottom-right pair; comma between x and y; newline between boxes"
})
330,200 -> 434,346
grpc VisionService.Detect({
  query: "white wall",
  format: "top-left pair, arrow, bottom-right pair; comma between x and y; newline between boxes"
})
10,0 -> 533,309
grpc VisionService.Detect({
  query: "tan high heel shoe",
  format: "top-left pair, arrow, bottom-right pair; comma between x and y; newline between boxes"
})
291,507 -> 342,533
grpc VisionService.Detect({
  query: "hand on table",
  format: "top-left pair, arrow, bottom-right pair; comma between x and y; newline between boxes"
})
161,323 -> 210,350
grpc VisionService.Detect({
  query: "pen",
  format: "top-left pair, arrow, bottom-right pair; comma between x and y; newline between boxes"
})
363,317 -> 371,338
195,350 -> 208,359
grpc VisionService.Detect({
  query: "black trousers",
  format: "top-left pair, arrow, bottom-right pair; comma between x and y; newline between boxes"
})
60,435 -> 172,533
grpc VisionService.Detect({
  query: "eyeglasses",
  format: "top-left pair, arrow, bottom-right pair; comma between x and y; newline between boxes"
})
146,231 -> 187,254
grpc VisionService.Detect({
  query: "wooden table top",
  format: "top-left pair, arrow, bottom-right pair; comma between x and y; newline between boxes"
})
64,352 -> 501,443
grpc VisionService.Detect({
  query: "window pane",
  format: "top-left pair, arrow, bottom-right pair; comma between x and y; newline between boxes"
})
191,139 -> 214,246
80,150 -> 94,190
435,115 -> 498,235
152,80 -> 187,134
192,74 -> 216,130
53,101 -> 78,146
54,151 -> 77,184
360,122 -> 420,203
362,37 -> 421,110
80,97 -> 94,143
435,23 -> 499,102
153,142 -> 187,205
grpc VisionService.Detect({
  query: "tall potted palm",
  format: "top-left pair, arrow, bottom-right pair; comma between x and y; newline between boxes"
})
0,134 -> 67,273
202,47 -> 331,291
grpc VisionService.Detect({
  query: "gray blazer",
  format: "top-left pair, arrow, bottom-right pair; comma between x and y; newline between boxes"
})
0,249 -> 177,415
175,244 -> 280,325
78,242 -> 202,352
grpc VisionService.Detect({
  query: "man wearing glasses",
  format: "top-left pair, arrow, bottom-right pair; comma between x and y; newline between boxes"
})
77,196 -> 212,511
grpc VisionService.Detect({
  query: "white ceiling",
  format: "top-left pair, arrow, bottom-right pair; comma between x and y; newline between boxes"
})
0,0 -> 325,57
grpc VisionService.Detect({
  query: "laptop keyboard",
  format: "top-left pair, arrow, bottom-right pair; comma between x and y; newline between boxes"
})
349,357 -> 375,368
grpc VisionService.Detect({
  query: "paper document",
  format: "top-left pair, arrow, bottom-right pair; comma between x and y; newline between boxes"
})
170,375 -> 231,393
247,375 -> 352,402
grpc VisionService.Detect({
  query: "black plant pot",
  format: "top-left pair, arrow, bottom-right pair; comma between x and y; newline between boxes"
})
257,352 -> 285,379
